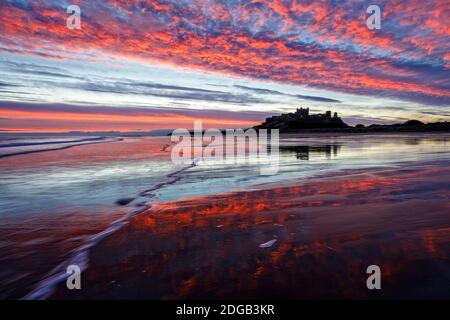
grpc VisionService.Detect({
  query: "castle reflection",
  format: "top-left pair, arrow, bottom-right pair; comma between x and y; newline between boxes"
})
280,144 -> 341,160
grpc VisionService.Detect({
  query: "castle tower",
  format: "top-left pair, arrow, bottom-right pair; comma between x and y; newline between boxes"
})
296,107 -> 309,119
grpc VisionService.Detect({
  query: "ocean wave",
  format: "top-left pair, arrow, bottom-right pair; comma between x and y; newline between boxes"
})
0,137 -> 121,158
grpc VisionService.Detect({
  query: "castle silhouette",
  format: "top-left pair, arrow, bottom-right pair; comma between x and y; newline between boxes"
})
255,107 -> 348,131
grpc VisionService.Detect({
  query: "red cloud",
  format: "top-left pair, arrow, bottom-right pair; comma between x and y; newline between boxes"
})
0,0 -> 449,104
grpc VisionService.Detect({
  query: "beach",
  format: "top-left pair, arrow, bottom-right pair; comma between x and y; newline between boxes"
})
0,132 -> 449,299
51,162 -> 450,299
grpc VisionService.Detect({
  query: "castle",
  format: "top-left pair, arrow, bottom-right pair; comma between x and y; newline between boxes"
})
256,107 -> 348,131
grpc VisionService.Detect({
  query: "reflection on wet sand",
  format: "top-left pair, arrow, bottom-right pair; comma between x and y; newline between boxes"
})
52,162 -> 450,299
280,144 -> 341,160
0,210 -> 125,299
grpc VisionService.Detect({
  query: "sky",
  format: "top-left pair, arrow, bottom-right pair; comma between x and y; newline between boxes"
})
0,0 -> 449,132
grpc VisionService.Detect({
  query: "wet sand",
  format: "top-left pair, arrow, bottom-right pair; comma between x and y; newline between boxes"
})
51,162 -> 450,299
0,136 -> 173,299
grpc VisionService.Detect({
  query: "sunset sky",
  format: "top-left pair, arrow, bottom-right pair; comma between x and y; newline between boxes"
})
0,0 -> 449,132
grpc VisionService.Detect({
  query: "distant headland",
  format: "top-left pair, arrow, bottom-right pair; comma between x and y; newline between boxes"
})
254,107 -> 450,133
